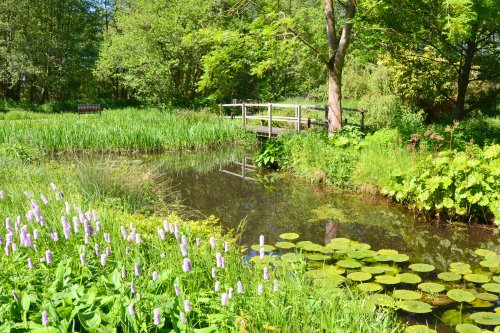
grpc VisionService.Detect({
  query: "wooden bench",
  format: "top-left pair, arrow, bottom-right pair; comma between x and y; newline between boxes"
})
77,104 -> 102,116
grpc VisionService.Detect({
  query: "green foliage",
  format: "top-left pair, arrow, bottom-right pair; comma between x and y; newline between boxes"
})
384,144 -> 500,224
254,139 -> 285,169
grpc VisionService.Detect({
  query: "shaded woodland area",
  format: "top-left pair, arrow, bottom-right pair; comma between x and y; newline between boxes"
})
0,0 -> 498,122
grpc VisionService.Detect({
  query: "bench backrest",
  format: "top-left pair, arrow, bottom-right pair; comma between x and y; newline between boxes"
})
77,104 -> 101,115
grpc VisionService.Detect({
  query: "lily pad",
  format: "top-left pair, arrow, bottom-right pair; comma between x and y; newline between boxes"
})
305,267 -> 345,279
438,272 -> 462,282
471,299 -> 494,308
367,294 -> 395,307
347,272 -> 372,282
357,283 -> 382,292
409,263 -> 435,273
447,289 -> 475,302
388,253 -> 410,262
482,283 -> 500,294
418,282 -> 445,294
450,262 -> 472,274
301,243 -> 325,252
464,273 -> 491,283
337,259 -> 362,269
456,323 -> 482,333
398,300 -> 433,313
495,307 -> 500,313
397,273 -> 422,284
281,253 -> 303,263
251,244 -> 275,252
378,249 -> 399,256
361,266 -> 387,275
393,289 -> 421,300
494,276 -> 500,283
275,242 -> 295,249
480,260 -> 500,268
279,233 -> 300,240
474,292 -> 498,301
375,275 -> 400,285
313,275 -> 346,288
349,243 -> 371,251
404,325 -> 437,333
469,312 -> 500,326
348,250 -> 377,259
307,254 -> 331,261
296,241 -> 313,249
475,249 -> 497,257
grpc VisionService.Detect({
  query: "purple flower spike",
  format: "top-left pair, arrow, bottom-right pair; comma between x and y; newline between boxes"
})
184,300 -> 191,313
28,257 -> 33,269
121,266 -> 126,279
158,227 -> 165,240
105,246 -> 111,256
45,249 -> 53,264
221,257 -> 226,269
104,233 -> 111,243
73,217 -> 80,233
215,281 -> 221,292
120,226 -> 128,240
259,235 -> 265,247
94,244 -> 100,256
273,279 -> 279,292
50,183 -> 57,191
12,290 -> 19,301
221,292 -> 228,306
84,233 -> 90,245
216,253 -> 222,268
100,254 -> 107,267
209,237 -> 216,249
153,308 -> 161,326
224,241 -> 229,253
65,202 -> 71,215
135,234 -> 142,245
128,304 -> 136,316
259,247 -> 265,260
196,238 -> 200,246
258,284 -> 263,295
130,282 -> 136,294
80,253 -> 86,265
237,281 -> 243,294
4,245 -> 10,257
152,271 -> 158,281
40,194 -> 49,205
228,287 -> 234,299
0,191 -> 4,199
181,235 -> 187,245
180,243 -> 188,257
182,258 -> 192,272
174,283 -> 181,296
163,220 -> 169,232
134,263 -> 141,276
212,267 -> 216,279
180,311 -> 187,324
42,310 -> 49,326
50,231 -> 59,242
263,267 -> 269,280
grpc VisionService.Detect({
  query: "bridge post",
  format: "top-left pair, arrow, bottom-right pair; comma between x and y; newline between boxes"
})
296,105 -> 302,132
268,104 -> 273,138
242,103 -> 246,128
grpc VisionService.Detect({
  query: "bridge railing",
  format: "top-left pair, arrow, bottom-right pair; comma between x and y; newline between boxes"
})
220,103 -> 366,137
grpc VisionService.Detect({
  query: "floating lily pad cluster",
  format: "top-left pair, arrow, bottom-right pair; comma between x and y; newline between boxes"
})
251,234 -> 500,333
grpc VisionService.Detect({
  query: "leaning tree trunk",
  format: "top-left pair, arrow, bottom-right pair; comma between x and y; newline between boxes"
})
454,40 -> 476,121
324,0 -> 356,138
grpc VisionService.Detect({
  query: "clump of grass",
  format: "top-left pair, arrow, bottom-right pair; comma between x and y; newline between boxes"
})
0,108 -> 256,152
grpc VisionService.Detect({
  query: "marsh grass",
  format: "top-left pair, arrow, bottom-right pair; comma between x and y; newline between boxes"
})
0,108 -> 256,152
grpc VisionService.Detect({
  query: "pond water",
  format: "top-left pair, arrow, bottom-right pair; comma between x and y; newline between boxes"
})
83,148 -> 500,332
148,148 -> 500,272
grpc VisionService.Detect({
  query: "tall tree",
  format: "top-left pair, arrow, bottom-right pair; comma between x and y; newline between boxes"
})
365,0 -> 499,120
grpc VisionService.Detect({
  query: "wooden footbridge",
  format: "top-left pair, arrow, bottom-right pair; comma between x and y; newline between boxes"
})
220,102 -> 367,138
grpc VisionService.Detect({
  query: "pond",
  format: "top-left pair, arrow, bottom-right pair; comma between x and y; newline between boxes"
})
82,148 -> 500,332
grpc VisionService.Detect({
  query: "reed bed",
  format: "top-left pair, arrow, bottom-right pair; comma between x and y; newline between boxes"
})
0,108 -> 255,152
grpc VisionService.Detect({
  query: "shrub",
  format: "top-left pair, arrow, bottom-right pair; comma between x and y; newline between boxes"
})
384,144 -> 500,224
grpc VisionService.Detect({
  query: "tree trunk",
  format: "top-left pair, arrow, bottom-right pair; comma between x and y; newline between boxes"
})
454,40 -> 476,121
324,0 -> 356,138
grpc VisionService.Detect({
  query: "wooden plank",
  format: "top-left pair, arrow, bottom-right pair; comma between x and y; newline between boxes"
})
268,104 -> 273,138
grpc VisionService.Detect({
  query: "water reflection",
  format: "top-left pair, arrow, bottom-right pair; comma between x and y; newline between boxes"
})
150,149 -> 499,271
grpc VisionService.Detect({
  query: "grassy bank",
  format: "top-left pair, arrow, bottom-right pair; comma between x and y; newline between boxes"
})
0,108 -> 256,152
0,152 -> 403,332
255,121 -> 500,225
